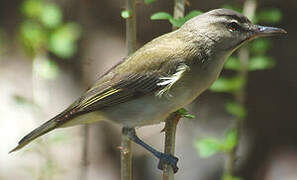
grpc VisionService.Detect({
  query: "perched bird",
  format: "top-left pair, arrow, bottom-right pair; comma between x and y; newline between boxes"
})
10,8 -> 286,171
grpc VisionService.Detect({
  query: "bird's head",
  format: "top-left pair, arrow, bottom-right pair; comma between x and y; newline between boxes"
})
181,8 -> 286,52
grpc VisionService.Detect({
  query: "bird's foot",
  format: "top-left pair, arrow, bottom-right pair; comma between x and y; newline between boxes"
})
157,153 -> 179,173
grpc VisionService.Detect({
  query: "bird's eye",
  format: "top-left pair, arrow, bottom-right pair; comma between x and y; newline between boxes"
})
227,22 -> 240,32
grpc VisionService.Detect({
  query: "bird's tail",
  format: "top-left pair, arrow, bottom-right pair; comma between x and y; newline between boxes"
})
9,108 -> 75,153
9,118 -> 58,153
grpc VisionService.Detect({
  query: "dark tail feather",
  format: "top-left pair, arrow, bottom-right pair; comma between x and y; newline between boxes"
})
9,118 -> 59,153
8,107 -> 78,153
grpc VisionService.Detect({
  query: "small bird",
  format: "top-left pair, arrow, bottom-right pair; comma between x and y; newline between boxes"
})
10,8 -> 286,171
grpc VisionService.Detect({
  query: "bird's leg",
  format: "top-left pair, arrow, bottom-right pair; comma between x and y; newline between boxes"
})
122,127 -> 179,173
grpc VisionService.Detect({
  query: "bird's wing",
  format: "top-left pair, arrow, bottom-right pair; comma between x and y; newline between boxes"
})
57,32 -> 190,124
74,60 -> 189,114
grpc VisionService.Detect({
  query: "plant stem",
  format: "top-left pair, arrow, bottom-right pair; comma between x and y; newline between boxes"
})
172,0 -> 185,30
225,0 -> 257,176
125,0 -> 137,55
162,113 -> 182,180
121,132 -> 133,180
121,0 -> 136,180
162,1 -> 185,180
80,124 -> 90,180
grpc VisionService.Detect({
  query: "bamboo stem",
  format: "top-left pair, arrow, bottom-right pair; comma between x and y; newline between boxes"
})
172,0 -> 185,30
121,0 -> 137,180
162,113 -> 182,180
225,0 -> 257,176
121,133 -> 133,180
80,125 -> 90,180
125,0 -> 137,55
162,1 -> 185,180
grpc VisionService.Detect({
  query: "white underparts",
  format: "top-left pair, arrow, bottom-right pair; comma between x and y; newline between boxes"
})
156,63 -> 189,98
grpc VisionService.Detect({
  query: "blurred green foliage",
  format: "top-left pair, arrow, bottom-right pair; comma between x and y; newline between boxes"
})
151,10 -> 203,27
20,0 -> 81,59
33,57 -> 59,79
17,2 -> 81,178
254,8 -> 282,24
225,102 -> 247,119
194,137 -> 221,157
49,23 -> 81,59
144,0 -> 157,4
194,129 -> 239,158
121,10 -> 132,19
222,174 -> 242,180
210,76 -> 245,93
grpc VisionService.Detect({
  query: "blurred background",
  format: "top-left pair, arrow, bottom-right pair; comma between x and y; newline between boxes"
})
0,0 -> 296,179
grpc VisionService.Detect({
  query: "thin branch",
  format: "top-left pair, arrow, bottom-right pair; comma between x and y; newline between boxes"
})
121,0 -> 137,180
172,0 -> 185,30
121,132 -> 133,180
80,125 -> 90,180
225,0 -> 257,176
162,0 -> 185,180
125,0 -> 137,55
162,113 -> 182,180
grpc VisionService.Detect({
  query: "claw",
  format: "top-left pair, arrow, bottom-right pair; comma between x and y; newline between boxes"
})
157,153 -> 179,173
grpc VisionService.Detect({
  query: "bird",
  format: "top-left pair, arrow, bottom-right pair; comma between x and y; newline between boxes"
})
10,8 -> 286,172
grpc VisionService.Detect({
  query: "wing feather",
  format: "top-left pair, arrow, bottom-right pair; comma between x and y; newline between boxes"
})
55,59 -> 188,125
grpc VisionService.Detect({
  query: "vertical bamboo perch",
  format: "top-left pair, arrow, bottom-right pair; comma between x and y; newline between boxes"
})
162,0 -> 185,180
225,0 -> 257,176
121,0 -> 136,180
162,113 -> 182,180
80,125 -> 89,180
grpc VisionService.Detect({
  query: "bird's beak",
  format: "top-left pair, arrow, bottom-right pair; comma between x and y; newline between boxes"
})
252,25 -> 287,37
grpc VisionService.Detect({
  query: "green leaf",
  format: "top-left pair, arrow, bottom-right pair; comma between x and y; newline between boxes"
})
21,0 -> 44,18
225,101 -> 247,119
169,18 -> 185,27
250,39 -> 271,55
222,5 -> 242,13
169,10 -> 203,28
224,56 -> 241,70
121,10 -> 132,19
34,58 -> 59,80
177,108 -> 195,119
150,12 -> 173,20
194,138 -> 221,158
256,8 -> 282,24
49,23 -> 81,58
150,12 -> 184,27
184,10 -> 203,21
220,130 -> 238,153
210,77 -> 245,93
184,114 -> 195,119
40,4 -> 62,28
151,11 -> 202,27
248,56 -> 275,71
20,21 -> 47,53
144,0 -> 157,4
222,173 -> 242,180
